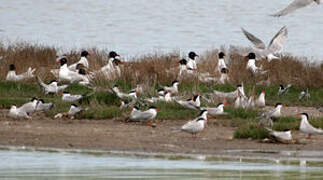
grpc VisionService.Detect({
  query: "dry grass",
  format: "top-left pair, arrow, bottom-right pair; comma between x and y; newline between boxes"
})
0,42 -> 322,89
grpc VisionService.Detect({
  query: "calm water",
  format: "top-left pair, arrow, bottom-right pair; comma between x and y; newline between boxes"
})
1,149 -> 323,180
0,0 -> 322,59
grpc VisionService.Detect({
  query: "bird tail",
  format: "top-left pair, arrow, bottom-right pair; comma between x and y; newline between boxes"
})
171,127 -> 182,133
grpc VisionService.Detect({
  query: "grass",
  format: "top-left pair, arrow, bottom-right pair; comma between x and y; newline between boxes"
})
0,42 -> 322,140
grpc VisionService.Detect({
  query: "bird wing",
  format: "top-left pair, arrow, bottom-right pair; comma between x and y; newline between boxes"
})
267,26 -> 288,54
181,120 -> 198,131
68,107 -> 82,115
18,102 -> 35,113
132,111 -> 153,121
36,76 -> 47,89
241,28 -> 266,49
271,0 -> 314,17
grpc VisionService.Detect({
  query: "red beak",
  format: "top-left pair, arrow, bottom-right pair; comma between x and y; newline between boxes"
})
297,113 -> 301,117
224,102 -> 229,106
262,90 -> 266,94
119,61 -> 124,64
88,53 -> 92,56
156,108 -> 161,111
244,56 -> 248,60
224,53 -> 226,56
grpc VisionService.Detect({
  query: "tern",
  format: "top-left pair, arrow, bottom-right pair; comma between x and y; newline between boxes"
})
164,80 -> 180,94
299,88 -> 310,100
259,103 -> 284,127
36,99 -> 54,111
214,84 -> 246,100
217,52 -> 227,73
186,52 -> 198,71
58,57 -> 85,83
180,110 -> 208,137
202,102 -> 228,116
271,0 -> 321,17
126,106 -> 160,125
8,104 -> 31,119
255,90 -> 266,108
245,53 -> 268,75
265,128 -> 293,143
36,76 -> 68,94
298,113 -> 323,139
176,94 -> 201,110
19,98 -> 39,114
278,84 -> 292,97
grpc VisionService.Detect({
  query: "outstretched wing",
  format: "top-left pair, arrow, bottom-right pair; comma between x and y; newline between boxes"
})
268,26 -> 288,53
241,28 -> 266,49
271,0 -> 314,17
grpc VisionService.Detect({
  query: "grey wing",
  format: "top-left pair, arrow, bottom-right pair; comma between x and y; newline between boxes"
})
271,0 -> 314,17
241,28 -> 266,49
68,107 -> 82,115
57,85 -> 68,91
135,111 -> 154,121
181,120 -> 197,132
267,26 -> 288,53
36,76 -> 47,88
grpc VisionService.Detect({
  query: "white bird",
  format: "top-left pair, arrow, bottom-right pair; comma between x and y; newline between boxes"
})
145,91 -> 173,103
241,26 -> 288,61
265,128 -> 293,142
186,52 -> 198,71
77,68 -> 91,86
8,104 -> 31,119
176,94 -> 201,110
299,88 -> 310,100
298,113 -> 323,139
126,106 -> 160,125
278,84 -> 292,97
180,110 -> 208,137
203,102 -> 228,116
68,104 -> 84,116
112,85 -> 138,100
255,90 -> 266,108
36,99 -> 54,111
218,68 -> 230,84
36,76 -> 68,94
57,58 -> 85,83
178,59 -> 189,77
271,0 -> 321,17
99,51 -> 123,79
61,92 -> 88,102
259,103 -> 284,127
164,80 -> 180,94
19,98 -> 39,114
6,64 -> 36,82
214,84 -> 246,100
68,50 -> 90,71
245,53 -> 268,75
217,52 -> 227,73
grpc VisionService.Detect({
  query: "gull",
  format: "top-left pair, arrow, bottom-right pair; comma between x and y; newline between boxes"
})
271,0 -> 321,17
6,64 -> 36,82
36,76 -> 68,94
8,104 -> 31,119
265,128 -> 293,143
245,53 -> 268,75
298,112 -> 323,139
36,99 -> 54,111
278,84 -> 292,97
217,52 -> 227,73
299,88 -> 310,100
186,52 -> 199,71
68,50 -> 91,71
241,26 -> 288,61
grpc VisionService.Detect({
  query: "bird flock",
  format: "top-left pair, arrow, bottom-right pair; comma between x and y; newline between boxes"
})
3,0 -> 323,142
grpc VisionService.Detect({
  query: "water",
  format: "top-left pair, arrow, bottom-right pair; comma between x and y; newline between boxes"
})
0,0 -> 322,59
1,149 -> 323,180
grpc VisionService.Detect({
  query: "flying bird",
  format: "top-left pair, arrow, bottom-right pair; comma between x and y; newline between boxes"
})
241,26 -> 288,61
271,0 -> 321,17
278,84 -> 292,97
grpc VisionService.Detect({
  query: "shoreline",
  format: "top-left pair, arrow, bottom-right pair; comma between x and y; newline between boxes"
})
1,114 -> 323,160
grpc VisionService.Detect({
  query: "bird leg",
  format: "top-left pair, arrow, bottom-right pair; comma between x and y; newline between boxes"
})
306,134 -> 312,139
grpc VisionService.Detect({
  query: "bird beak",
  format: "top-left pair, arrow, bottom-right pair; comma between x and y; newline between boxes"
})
297,113 -> 301,117
119,61 -> 124,64
282,104 -> 286,107
156,108 -> 161,111
262,90 -> 266,94
224,102 -> 229,106
88,53 -> 92,56
224,53 -> 226,56
244,56 -> 248,60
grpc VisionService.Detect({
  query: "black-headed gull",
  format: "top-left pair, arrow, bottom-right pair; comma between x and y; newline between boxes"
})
278,84 -> 292,97
68,50 -> 91,71
271,0 -> 321,17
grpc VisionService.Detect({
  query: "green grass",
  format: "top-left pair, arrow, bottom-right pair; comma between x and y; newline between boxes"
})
234,124 -> 269,139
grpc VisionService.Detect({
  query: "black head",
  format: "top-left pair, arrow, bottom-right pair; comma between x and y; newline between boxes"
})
109,51 -> 119,58
199,109 -> 208,115
221,68 -> 228,74
59,58 -> 68,66
283,129 -> 291,132
218,52 -> 226,59
31,97 -> 38,102
172,80 -> 179,85
193,94 -> 200,101
49,80 -> 58,84
279,84 -> 284,89
157,88 -> 164,92
9,64 -> 16,71
76,63 -> 85,70
246,53 -> 256,60
71,104 -> 78,107
300,112 -> 309,119
179,59 -> 187,65
38,99 -> 45,103
114,84 -> 119,88
196,118 -> 205,122
217,103 -> 224,107
113,59 -> 122,65
133,106 -> 139,110
78,68 -> 86,75
188,51 -> 198,60
81,50 -> 89,57
149,106 -> 157,109
275,103 -> 282,107
63,91 -> 69,94
237,84 -> 242,88
129,90 -> 136,94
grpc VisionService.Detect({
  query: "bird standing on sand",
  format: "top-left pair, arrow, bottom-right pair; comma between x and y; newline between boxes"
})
241,26 -> 288,61
180,110 -> 208,137
298,112 -> 323,139
271,0 -> 321,17
6,64 -> 36,82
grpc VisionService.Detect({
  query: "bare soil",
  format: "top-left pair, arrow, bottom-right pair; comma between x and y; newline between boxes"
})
0,106 -> 323,158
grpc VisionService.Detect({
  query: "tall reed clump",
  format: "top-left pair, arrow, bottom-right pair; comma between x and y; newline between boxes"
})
0,42 -> 322,89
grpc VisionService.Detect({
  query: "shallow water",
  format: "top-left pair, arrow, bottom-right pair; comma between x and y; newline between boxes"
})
0,0 -> 322,59
1,149 -> 323,180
